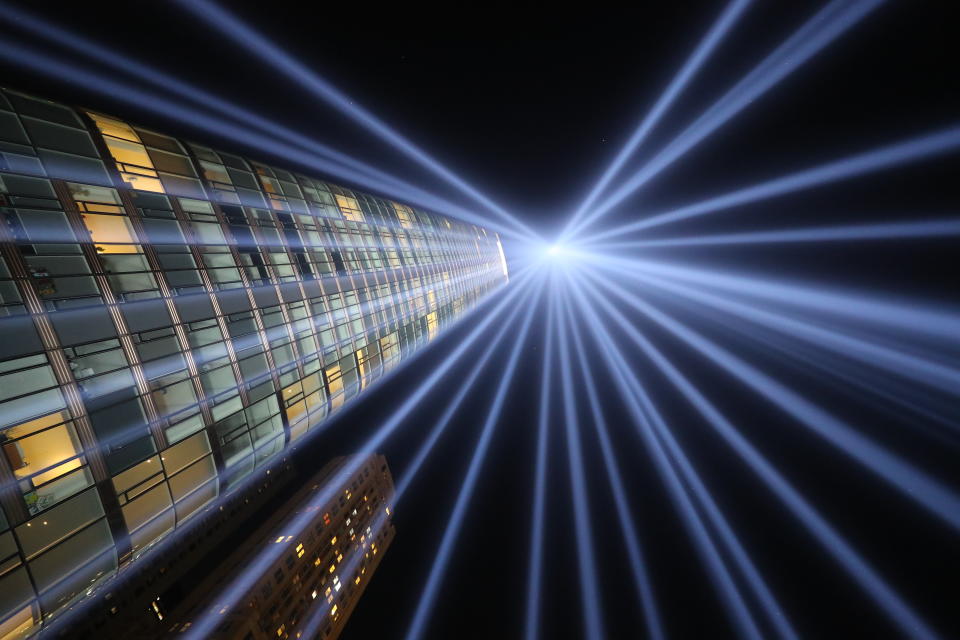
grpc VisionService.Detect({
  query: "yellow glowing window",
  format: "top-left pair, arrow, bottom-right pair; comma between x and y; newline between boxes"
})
281,382 -> 308,425
88,113 -> 139,142
275,536 -> 285,544
3,411 -> 82,486
104,136 -> 153,169
82,213 -> 139,254
331,605 -> 338,616
426,311 -> 438,339
328,564 -> 335,573
393,202 -> 415,229
296,543 -> 304,558
88,112 -> 165,193
325,364 -> 344,410
335,194 -> 364,223
331,536 -> 337,545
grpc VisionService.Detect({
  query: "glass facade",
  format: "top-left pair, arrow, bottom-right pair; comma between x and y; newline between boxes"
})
0,88 -> 508,638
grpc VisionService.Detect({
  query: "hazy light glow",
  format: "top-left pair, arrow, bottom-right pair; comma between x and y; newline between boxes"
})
3,1 -> 955,636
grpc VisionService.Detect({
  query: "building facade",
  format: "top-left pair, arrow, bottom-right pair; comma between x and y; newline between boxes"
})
0,88 -> 507,638
154,454 -> 395,640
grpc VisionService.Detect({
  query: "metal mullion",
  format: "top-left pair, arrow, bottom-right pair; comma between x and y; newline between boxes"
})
115,190 -> 216,435
0,234 -> 131,559
251,210 -> 308,382
167,196 -> 250,438
203,200 -> 287,437
51,180 -> 167,450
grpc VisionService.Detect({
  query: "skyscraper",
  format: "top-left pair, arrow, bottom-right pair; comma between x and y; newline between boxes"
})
152,454 -> 395,640
0,87 -> 508,638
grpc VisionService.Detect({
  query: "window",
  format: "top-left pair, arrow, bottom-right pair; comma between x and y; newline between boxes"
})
333,193 -> 363,223
70,182 -> 159,299
0,355 -> 66,429
324,363 -> 344,412
2,411 -> 92,513
87,112 -> 164,193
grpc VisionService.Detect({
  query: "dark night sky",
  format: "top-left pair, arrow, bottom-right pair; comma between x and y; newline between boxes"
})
3,1 -> 960,638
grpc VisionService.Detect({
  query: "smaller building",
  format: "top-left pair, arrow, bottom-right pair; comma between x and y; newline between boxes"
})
152,454 -> 395,639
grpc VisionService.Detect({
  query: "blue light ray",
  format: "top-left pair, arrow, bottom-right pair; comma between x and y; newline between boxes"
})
560,0 -> 753,241
180,271 -> 542,639
570,270 -> 941,639
570,0 -> 885,235
555,282 -> 606,639
173,0 -> 539,241
550,278 -> 766,639
579,253 -> 960,344
523,275 -> 554,640
582,124 -> 960,244
695,315 -> 960,435
0,39 -> 529,240
589,217 -> 960,250
12,219 -> 492,256
587,262 -> 960,398
297,292 -> 531,640
562,288 -> 666,640
402,286 -> 543,640
0,1 -> 457,211
36,268 -> 536,640
0,264 -> 517,502
565,270 -> 798,640
593,260 -> 960,435
393,296 -> 529,499
580,266 -> 960,531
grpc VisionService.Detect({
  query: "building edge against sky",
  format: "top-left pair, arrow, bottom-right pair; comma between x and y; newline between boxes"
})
158,454 -> 396,640
0,87 -> 508,638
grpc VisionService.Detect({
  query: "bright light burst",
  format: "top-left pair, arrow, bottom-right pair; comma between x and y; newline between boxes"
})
3,0 -> 958,638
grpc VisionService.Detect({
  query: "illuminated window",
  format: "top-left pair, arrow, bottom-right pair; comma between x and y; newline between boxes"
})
393,202 -> 415,229
2,410 -> 91,513
82,213 -> 139,253
296,543 -> 304,558
334,194 -> 364,223
280,381 -> 308,430
87,112 -> 164,192
325,364 -> 344,411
